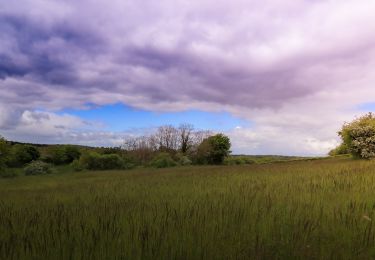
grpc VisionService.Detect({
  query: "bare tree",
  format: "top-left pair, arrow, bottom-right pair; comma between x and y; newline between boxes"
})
192,130 -> 214,149
179,124 -> 194,153
154,125 -> 179,151
122,125 -> 214,163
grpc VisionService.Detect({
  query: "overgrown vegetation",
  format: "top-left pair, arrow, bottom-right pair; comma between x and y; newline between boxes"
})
24,161 -> 52,176
43,145 -> 81,165
7,144 -> 40,167
328,143 -> 349,156
332,112 -> 375,158
2,158 -> 375,258
195,133 -> 231,164
0,136 -> 9,174
0,125 -> 233,177
77,152 -> 132,170
149,152 -> 177,168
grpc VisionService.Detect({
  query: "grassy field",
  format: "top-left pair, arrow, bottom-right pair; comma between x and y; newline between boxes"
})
2,157 -> 375,259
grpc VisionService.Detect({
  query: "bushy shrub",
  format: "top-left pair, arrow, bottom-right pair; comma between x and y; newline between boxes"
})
0,136 -> 10,171
24,161 -> 52,175
195,134 -> 231,165
7,144 -> 40,167
77,152 -> 130,170
47,145 -> 81,165
224,156 -> 255,165
64,146 -> 81,163
328,143 -> 349,156
179,155 -> 192,166
71,159 -> 84,171
338,113 -> 375,159
150,152 -> 177,168
174,153 -> 192,166
122,155 -> 137,169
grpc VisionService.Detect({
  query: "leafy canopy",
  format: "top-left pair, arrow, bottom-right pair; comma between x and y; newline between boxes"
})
197,134 -> 231,164
339,112 -> 375,159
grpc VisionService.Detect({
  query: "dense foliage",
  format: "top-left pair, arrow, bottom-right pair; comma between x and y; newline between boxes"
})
45,145 -> 81,165
0,136 -> 9,173
24,161 -> 52,175
0,125 -> 232,177
328,143 -> 349,156
7,144 -> 40,167
338,113 -> 375,158
77,152 -> 132,170
149,152 -> 177,168
196,134 -> 231,164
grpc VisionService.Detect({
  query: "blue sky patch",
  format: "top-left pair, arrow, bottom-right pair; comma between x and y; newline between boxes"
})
60,103 -> 251,132
358,102 -> 375,112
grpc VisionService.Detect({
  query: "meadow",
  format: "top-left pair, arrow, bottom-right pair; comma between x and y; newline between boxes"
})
2,157 -> 375,259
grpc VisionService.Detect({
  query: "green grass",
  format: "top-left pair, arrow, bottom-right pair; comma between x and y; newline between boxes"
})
2,157 -> 375,259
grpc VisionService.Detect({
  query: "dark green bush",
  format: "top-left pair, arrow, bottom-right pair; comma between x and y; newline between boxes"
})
150,153 -> 177,168
0,136 -> 10,171
78,152 -> 130,170
7,144 -> 40,167
121,155 -> 137,169
24,161 -> 52,176
64,146 -> 81,163
224,156 -> 255,165
48,145 -> 81,165
328,143 -> 349,156
195,134 -> 231,165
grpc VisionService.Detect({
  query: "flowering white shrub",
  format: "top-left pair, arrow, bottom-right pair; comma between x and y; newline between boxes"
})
339,113 -> 375,159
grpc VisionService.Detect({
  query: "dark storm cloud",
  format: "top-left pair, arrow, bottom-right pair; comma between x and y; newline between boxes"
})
0,13 -> 104,86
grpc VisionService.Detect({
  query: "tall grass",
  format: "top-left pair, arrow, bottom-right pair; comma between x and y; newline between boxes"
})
1,157 -> 375,259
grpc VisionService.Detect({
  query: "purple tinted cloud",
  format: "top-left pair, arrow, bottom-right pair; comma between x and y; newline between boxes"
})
0,0 -> 326,110
2,0 -> 375,154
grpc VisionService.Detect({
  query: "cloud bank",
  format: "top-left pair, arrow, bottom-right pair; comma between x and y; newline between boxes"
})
1,0 -> 375,155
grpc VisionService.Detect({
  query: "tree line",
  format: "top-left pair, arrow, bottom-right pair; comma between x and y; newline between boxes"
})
0,124 -> 231,177
122,124 -> 215,164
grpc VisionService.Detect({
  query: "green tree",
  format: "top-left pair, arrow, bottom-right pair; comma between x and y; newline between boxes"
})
328,143 -> 349,156
8,144 -> 40,167
196,134 -> 231,164
49,145 -> 81,165
64,145 -> 81,163
338,113 -> 375,159
0,136 -> 10,171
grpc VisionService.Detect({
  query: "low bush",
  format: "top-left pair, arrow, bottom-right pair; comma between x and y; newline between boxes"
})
77,152 -> 132,170
329,143 -> 349,156
46,145 -> 81,165
150,153 -> 177,168
71,159 -> 84,171
224,156 -> 255,165
0,136 -> 10,170
24,161 -> 52,176
179,155 -> 192,166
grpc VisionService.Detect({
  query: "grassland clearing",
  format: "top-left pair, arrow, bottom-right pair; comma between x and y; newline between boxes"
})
1,157 -> 375,259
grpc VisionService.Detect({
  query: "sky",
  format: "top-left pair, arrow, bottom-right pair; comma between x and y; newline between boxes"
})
1,0 -> 375,155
